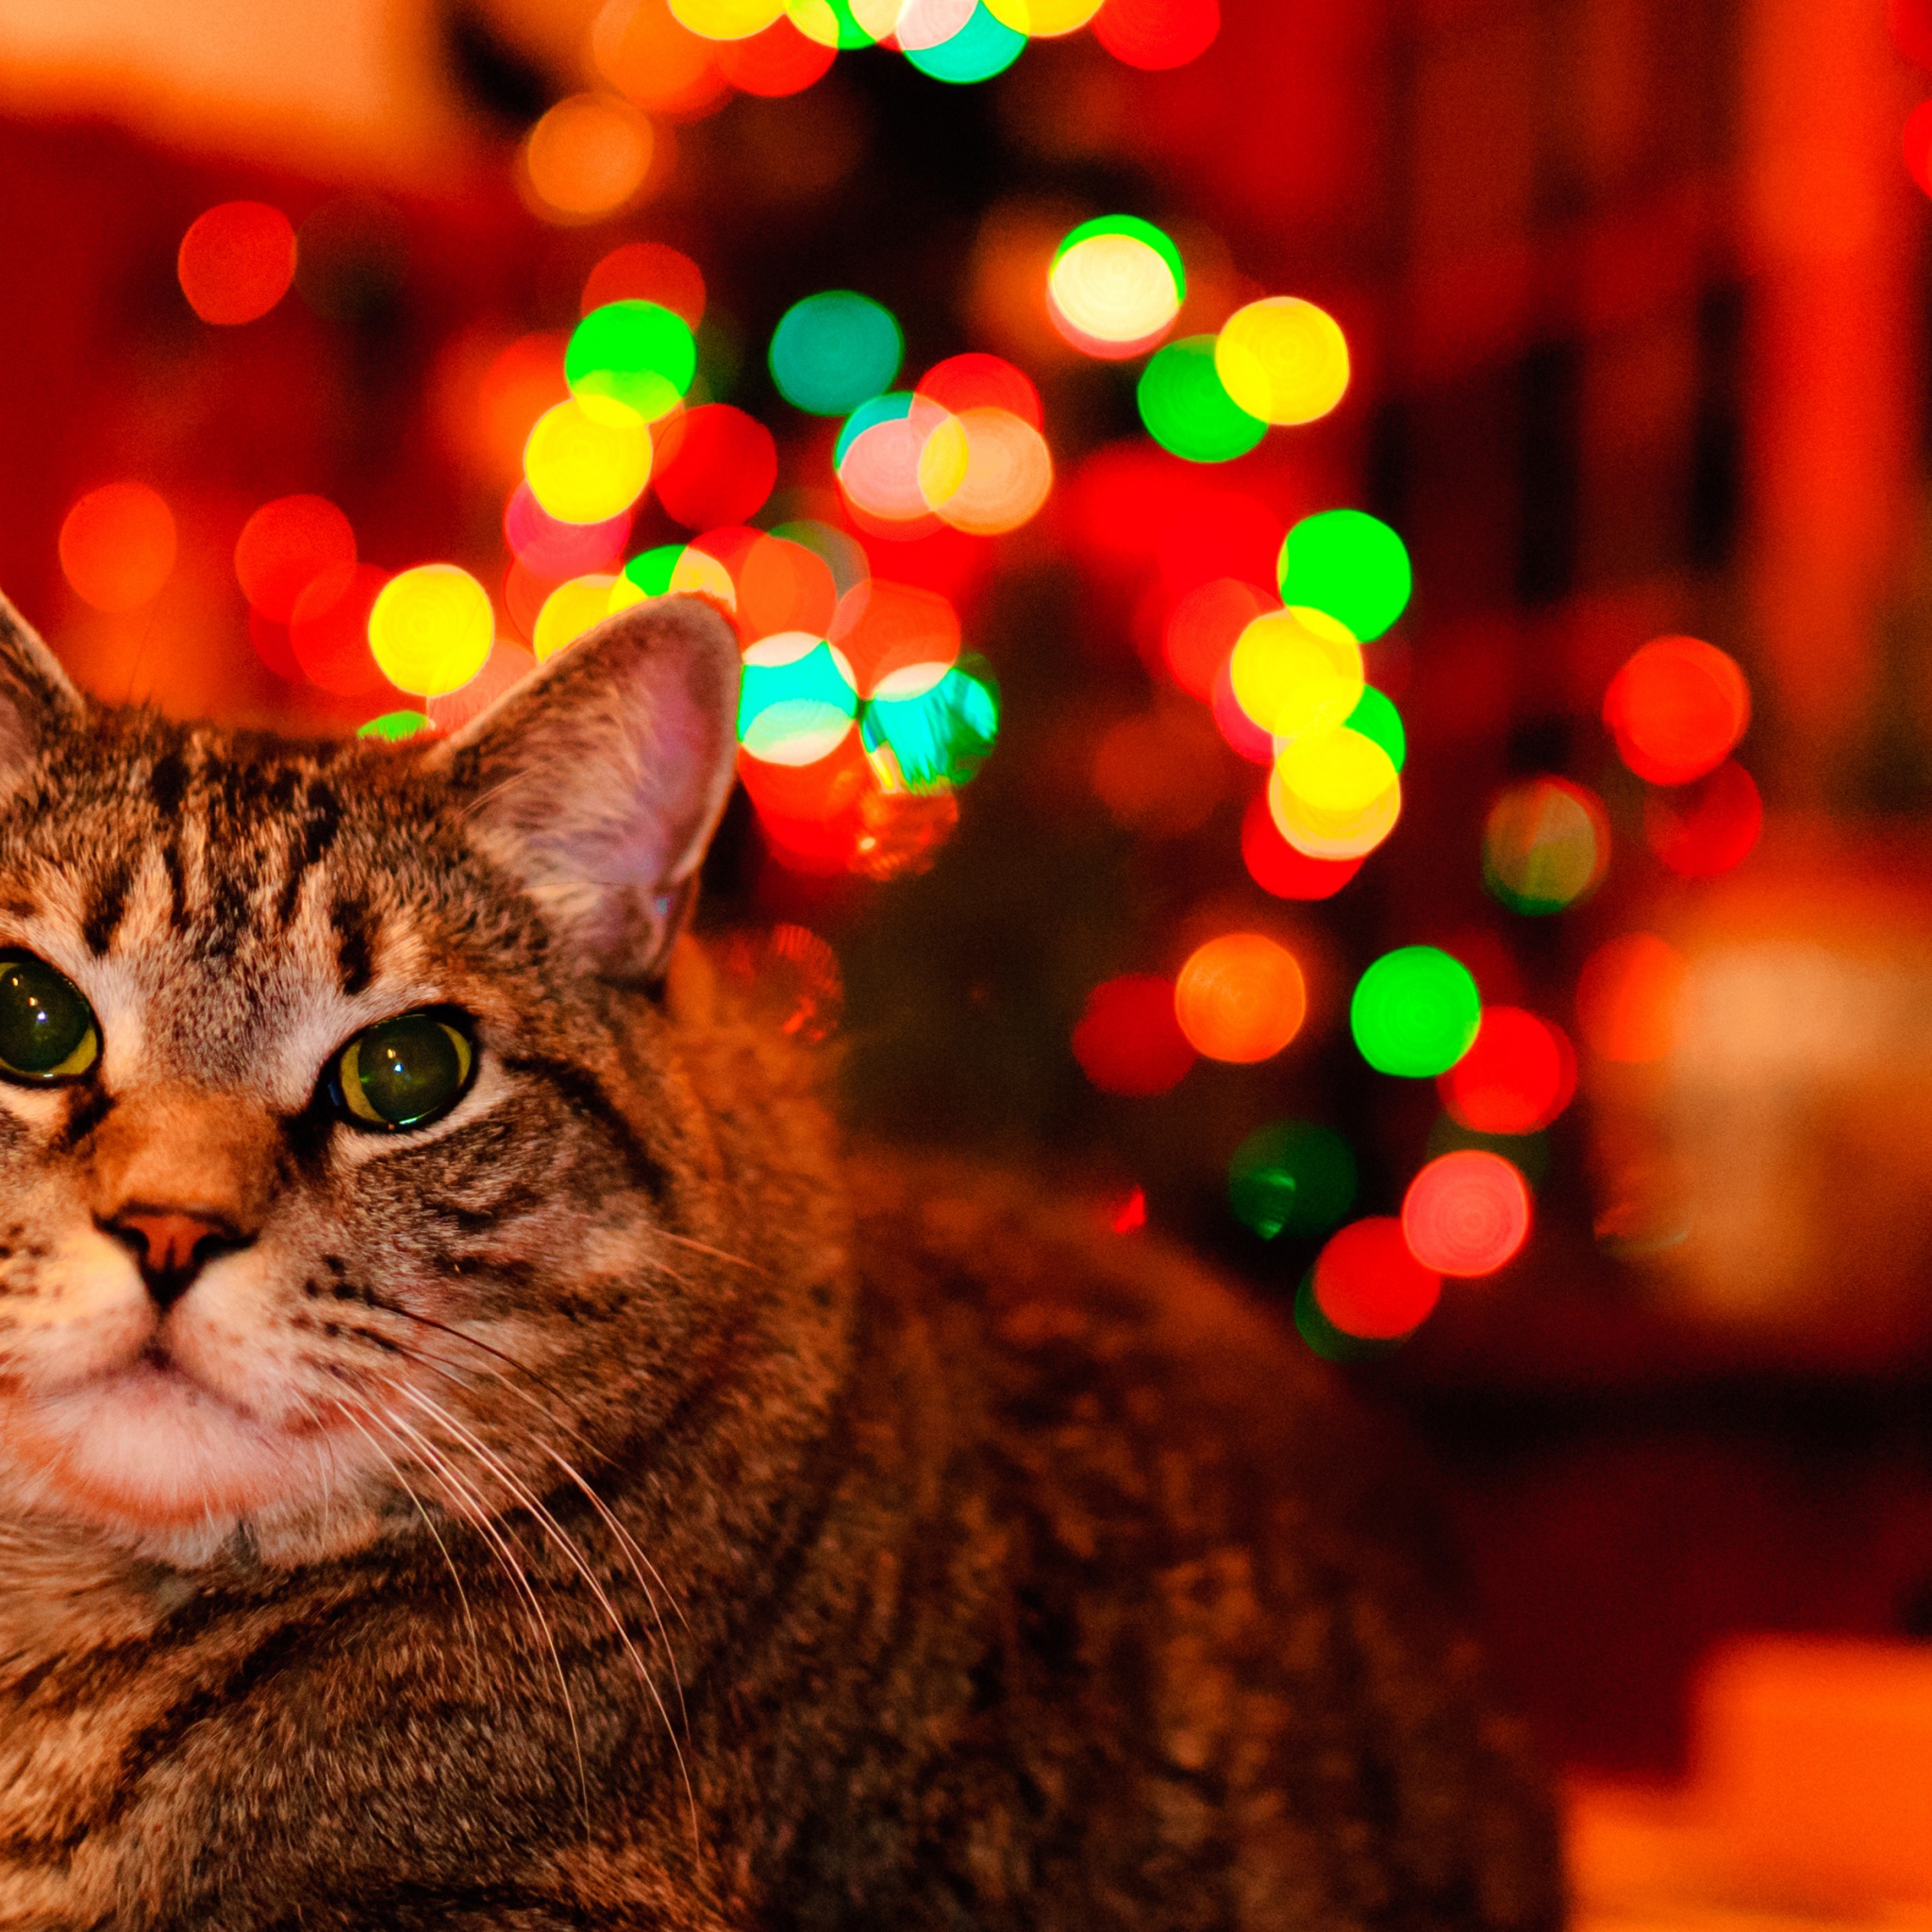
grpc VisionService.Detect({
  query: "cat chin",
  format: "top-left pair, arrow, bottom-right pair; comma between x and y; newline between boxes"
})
0,1365 -> 382,1561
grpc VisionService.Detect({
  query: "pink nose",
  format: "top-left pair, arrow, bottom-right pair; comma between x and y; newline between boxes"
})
107,1209 -> 244,1308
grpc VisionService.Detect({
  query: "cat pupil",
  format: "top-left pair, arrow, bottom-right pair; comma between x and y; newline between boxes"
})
341,1014 -> 472,1129
0,956 -> 95,1080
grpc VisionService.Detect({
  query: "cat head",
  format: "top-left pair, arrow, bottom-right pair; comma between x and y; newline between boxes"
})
0,593 -> 767,1570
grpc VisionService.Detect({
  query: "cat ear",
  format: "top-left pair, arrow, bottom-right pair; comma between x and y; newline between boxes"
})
428,595 -> 741,985
0,592 -> 86,770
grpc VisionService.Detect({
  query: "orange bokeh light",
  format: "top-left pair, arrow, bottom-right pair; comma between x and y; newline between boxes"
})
738,535 -> 838,641
830,579 -> 961,695
1164,577 -> 1270,699
234,495 -> 356,623
1401,1150 -> 1533,1276
1173,933 -> 1307,1062
1577,932 -> 1688,1063
58,482 -> 176,613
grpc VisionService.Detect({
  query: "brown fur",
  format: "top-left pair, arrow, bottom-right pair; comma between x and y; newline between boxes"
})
0,593 -> 1561,1930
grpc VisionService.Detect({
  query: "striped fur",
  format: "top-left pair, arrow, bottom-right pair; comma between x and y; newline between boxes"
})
0,595 -> 1561,1930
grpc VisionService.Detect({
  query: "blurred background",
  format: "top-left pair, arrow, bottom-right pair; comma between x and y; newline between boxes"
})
7,0 -> 1932,1914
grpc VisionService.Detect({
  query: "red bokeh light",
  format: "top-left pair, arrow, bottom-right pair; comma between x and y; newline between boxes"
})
1603,634 -> 1750,784
580,242 -> 706,325
714,15 -> 837,95
830,578 -> 961,694
1164,577 -> 1269,698
1241,790 -> 1363,898
1905,101 -> 1932,196
1071,974 -> 1196,1096
504,482 -> 629,577
1892,0 -> 1932,68
1576,932 -> 1687,1063
915,353 -> 1042,429
1313,1217 -> 1441,1340
234,495 -> 357,622
1438,1007 -> 1576,1135
176,201 -> 296,325
655,406 -> 779,529
59,482 -> 176,612
289,562 -> 390,696
1402,1150 -> 1533,1277
1092,0 -> 1221,71
1644,759 -> 1763,877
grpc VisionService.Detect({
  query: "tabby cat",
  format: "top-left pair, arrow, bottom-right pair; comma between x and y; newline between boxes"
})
0,591 -> 1560,1931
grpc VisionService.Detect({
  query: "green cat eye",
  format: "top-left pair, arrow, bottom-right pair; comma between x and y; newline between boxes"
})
0,954 -> 99,1085
334,1012 -> 475,1132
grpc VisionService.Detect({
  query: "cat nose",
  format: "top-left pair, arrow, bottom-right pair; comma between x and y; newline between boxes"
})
104,1208 -> 251,1312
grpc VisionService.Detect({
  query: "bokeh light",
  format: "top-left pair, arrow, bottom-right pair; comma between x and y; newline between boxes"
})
524,399 -> 653,524
523,96 -> 655,224
986,0 -> 1105,30
1905,99 -> 1932,197
894,0 -> 979,47
428,640 -> 539,734
716,14 -> 840,90
904,3 -> 1028,80
1241,791 -> 1365,899
861,657 -> 1000,788
739,632 -> 860,762
1312,1217 -> 1441,1340
1072,974 -> 1196,1095
831,576 -> 960,691
770,291 -> 904,415
1482,775 -> 1610,914
670,0 -> 787,38
924,408 -> 1053,534
1644,759 -> 1763,876
1269,726 -> 1401,859
1138,336 -> 1266,462
1163,578 -> 1269,698
581,242 -> 706,325
1350,945 -> 1481,1077
1344,684 -> 1407,772
1275,508 -> 1411,641
358,710 -> 433,742
533,574 -> 622,662
1047,215 -> 1185,357
1227,1120 -> 1357,1240
1401,1150 -> 1532,1276
840,394 -> 955,524
1213,297 -> 1349,425
915,352 -> 1041,426
367,565 -> 495,696
614,541 -> 740,610
58,483 -> 176,613
236,495 -> 357,622
1210,656 -> 1278,763
1577,932 -> 1686,1063
567,300 -> 696,425
1603,634 -> 1751,784
592,0 -> 726,115
291,563 -> 390,695
504,482 -> 629,577
739,534 -> 839,640
177,202 -> 296,325
1438,1007 -> 1576,1135
1173,933 -> 1307,1062
652,405 -> 779,527
1091,0 -> 1220,68
1229,608 -> 1363,740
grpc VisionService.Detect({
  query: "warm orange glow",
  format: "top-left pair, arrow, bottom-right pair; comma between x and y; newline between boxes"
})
59,483 -> 176,612
1577,933 -> 1688,1063
1173,933 -> 1307,1062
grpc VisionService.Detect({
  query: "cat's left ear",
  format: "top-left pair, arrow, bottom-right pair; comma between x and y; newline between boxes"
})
0,593 -> 87,773
427,596 -> 741,985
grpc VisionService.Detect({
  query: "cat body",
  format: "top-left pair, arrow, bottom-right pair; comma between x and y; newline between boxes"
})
0,596 -> 1559,1930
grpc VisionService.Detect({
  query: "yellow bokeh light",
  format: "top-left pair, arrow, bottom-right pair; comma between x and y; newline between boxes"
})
524,399 -> 653,524
523,96 -> 654,225
930,408 -> 1054,536
367,565 -> 495,698
534,575 -> 622,662
915,414 -> 973,510
670,0 -> 786,36
985,0 -> 1104,29
1228,608 -> 1364,741
1047,235 -> 1181,349
1215,297 -> 1351,426
1269,727 -> 1401,859
787,0 -> 902,42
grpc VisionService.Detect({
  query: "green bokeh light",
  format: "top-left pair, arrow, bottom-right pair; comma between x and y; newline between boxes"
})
1342,684 -> 1406,773
1228,1120 -> 1357,1241
1349,945 -> 1481,1078
1275,508 -> 1412,642
860,657 -> 1000,790
624,544 -> 686,598
358,710 -> 433,742
566,301 -> 696,424
770,292 -> 904,417
903,3 -> 1027,82
1137,337 -> 1266,464
1052,214 -> 1186,303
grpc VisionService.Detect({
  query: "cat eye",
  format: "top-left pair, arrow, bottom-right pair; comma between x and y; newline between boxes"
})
330,1012 -> 475,1132
0,953 -> 100,1085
